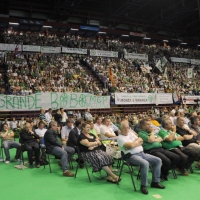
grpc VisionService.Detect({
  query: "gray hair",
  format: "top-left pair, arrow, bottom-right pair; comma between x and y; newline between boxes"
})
49,121 -> 57,128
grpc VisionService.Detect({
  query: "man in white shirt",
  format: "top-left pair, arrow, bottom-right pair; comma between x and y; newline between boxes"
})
100,117 -> 116,140
117,121 -> 165,195
35,121 -> 47,138
60,108 -> 68,126
94,116 -> 103,136
10,118 -> 18,130
61,119 -> 74,145
45,108 -> 53,124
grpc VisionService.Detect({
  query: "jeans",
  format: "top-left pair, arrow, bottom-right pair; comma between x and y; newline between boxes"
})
146,148 -> 180,176
127,152 -> 162,186
170,147 -> 198,170
50,146 -> 75,172
3,140 -> 21,161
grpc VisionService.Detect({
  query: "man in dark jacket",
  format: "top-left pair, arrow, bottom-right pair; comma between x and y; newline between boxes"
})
20,122 -> 40,168
44,121 -> 75,177
67,120 -> 84,168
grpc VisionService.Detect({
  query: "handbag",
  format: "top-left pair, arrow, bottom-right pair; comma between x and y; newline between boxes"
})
106,140 -> 121,159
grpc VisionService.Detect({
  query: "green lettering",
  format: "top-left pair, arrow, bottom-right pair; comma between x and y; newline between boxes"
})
79,94 -> 86,107
60,93 -> 68,107
5,95 -> 13,109
70,94 -> 78,108
0,94 -> 5,108
19,96 -> 27,109
35,94 -> 42,109
13,96 -> 19,109
27,95 -> 35,109
51,93 -> 58,109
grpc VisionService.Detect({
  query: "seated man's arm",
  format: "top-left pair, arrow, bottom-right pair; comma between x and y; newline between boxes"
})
123,137 -> 143,149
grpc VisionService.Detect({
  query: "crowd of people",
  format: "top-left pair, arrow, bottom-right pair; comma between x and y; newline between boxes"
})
1,104 -> 200,194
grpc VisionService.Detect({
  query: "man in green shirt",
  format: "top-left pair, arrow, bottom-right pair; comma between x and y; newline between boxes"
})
139,119 -> 180,181
158,118 -> 198,176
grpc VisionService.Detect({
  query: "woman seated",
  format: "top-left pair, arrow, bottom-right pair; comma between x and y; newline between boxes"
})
77,123 -> 121,183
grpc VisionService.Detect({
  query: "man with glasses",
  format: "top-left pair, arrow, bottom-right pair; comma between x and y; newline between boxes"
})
44,121 -> 75,177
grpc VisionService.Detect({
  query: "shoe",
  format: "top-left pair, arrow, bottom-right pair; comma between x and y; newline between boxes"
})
160,175 -> 168,181
151,182 -> 165,189
29,164 -> 33,168
140,186 -> 148,195
195,163 -> 200,169
36,164 -> 40,168
176,168 -> 189,176
14,158 -> 22,162
113,175 -> 122,183
0,158 -> 4,162
5,161 -> 10,164
63,170 -> 74,177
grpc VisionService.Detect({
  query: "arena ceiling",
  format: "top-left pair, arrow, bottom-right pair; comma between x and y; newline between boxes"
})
0,0 -> 200,43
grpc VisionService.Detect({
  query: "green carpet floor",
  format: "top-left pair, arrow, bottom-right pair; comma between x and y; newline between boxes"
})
1,148 -> 200,200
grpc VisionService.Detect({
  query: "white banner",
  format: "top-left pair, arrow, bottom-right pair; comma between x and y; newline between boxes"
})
170,57 -> 190,63
182,96 -> 200,104
115,93 -> 173,105
156,93 -> 173,104
0,92 -> 110,111
115,93 -> 155,105
90,50 -> 118,57
41,46 -> 61,53
0,43 -> 22,51
191,59 -> 200,65
23,45 -> 41,52
124,53 -> 148,61
62,47 -> 87,54
187,68 -> 193,78
129,32 -> 146,37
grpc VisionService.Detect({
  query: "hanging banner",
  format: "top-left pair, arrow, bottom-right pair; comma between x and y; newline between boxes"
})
23,45 -> 41,52
115,93 -> 173,105
187,68 -> 193,78
62,47 -> 87,54
41,46 -> 61,53
181,96 -> 200,104
124,53 -> 148,61
130,32 -> 146,37
190,59 -> 200,65
170,57 -> 190,63
156,93 -> 173,104
115,93 -> 155,105
0,92 -> 110,111
0,43 -> 22,51
90,50 -> 118,57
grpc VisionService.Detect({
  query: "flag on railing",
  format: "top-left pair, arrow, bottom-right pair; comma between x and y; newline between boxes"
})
109,65 -> 114,85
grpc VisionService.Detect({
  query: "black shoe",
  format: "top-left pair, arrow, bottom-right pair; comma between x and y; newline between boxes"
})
151,182 -> 165,189
140,186 -> 148,195
160,175 -> 168,181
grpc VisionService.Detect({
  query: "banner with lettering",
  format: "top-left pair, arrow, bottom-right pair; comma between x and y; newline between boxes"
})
115,93 -> 173,105
170,57 -> 190,63
115,93 -> 155,105
124,53 -> 148,61
90,50 -> 118,57
23,45 -> 41,52
0,43 -> 22,51
62,47 -> 87,54
41,46 -> 61,53
182,95 -> 200,104
0,93 -> 110,111
190,59 -> 200,65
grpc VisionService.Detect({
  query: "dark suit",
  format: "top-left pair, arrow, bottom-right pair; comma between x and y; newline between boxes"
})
20,129 -> 40,165
67,127 -> 80,150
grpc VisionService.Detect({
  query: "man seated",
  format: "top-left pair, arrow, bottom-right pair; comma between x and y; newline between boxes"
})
117,121 -> 165,195
20,122 -> 41,168
158,118 -> 198,176
100,117 -> 117,140
61,119 -> 74,145
35,121 -> 47,138
44,121 -> 75,177
0,123 -> 21,164
138,119 -> 180,181
150,115 -> 161,127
